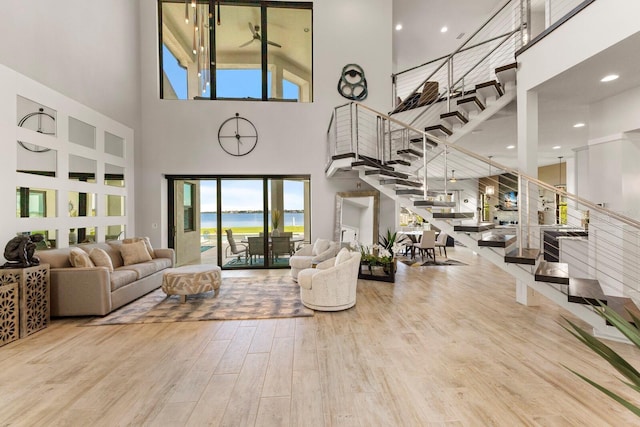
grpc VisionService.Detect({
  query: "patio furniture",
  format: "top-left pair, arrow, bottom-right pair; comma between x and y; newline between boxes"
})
271,236 -> 292,261
225,229 -> 247,262
247,236 -> 265,264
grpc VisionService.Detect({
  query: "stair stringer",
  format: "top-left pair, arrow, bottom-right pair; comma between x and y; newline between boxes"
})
358,170 -> 626,341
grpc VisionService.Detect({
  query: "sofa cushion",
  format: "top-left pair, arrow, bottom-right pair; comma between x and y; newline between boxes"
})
89,248 -> 114,272
123,236 -> 155,258
69,247 -> 94,268
110,269 -> 138,291
334,247 -> 351,266
312,239 -> 330,256
120,241 -> 152,265
82,242 -> 124,269
117,260 -> 162,280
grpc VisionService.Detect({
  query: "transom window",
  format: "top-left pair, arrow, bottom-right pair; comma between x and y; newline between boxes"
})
159,0 -> 313,102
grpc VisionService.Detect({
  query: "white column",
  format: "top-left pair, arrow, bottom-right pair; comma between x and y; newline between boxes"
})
516,87 -> 541,306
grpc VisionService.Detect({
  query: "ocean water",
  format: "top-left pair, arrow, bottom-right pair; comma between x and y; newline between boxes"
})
201,212 -> 304,228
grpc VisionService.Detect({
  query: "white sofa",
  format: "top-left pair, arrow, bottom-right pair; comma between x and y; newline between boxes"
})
289,238 -> 340,281
297,248 -> 361,311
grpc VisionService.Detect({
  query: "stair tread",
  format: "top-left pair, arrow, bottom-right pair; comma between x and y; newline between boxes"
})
568,278 -> 606,305
478,234 -> 517,248
364,169 -> 409,179
351,158 -> 394,171
397,148 -> 423,158
385,159 -> 411,167
535,261 -> 569,285
457,96 -> 486,111
380,178 -> 422,188
424,124 -> 453,136
414,200 -> 456,207
504,248 -> 539,265
440,111 -> 469,125
454,222 -> 495,232
432,212 -> 474,219
475,80 -> 504,97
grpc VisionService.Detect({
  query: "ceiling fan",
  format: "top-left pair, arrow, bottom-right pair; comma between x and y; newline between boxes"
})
239,22 -> 282,48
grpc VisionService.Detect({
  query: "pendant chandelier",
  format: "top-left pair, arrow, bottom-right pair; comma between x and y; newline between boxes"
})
185,0 -> 210,95
485,156 -> 495,195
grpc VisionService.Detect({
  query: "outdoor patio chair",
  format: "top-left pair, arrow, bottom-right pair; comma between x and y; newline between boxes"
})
247,236 -> 265,264
225,229 -> 247,262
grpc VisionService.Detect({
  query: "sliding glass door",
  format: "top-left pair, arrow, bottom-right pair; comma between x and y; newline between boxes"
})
167,174 -> 310,269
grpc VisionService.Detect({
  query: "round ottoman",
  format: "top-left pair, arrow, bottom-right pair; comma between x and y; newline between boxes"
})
162,264 -> 222,303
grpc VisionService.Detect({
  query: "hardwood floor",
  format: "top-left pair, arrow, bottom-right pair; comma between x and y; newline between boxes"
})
1,247 -> 638,426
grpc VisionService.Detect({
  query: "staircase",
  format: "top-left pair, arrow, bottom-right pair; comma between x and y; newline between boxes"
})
326,69 -> 640,341
325,0 -> 640,340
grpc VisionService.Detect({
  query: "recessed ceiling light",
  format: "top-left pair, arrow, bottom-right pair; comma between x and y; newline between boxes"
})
395,23 -> 403,31
553,145 -> 561,150
441,26 -> 448,33
506,145 -> 515,149
573,122 -> 585,128
601,74 -> 619,82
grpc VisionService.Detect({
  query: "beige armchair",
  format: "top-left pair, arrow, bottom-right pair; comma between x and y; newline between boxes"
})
297,248 -> 361,311
289,238 -> 340,281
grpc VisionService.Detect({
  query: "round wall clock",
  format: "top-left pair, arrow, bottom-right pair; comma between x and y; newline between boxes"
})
217,113 -> 258,156
17,107 -> 55,153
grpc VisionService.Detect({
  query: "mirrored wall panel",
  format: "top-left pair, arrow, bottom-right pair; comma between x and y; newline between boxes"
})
70,226 -> 96,245
105,132 -> 124,158
16,96 -> 57,139
16,187 -> 56,218
68,191 -> 97,217
18,229 -> 58,250
16,146 -> 57,177
106,195 -> 125,216
69,154 -> 97,182
105,163 -> 125,187
106,224 -> 126,241
69,116 -> 96,149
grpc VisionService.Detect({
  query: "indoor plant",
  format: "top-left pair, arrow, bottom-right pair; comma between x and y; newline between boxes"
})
563,302 -> 640,417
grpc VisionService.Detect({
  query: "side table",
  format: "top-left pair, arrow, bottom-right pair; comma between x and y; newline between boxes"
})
0,282 -> 19,346
0,264 -> 50,338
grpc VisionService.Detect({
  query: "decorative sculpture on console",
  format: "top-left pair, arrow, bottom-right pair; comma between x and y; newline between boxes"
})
2,234 -> 44,268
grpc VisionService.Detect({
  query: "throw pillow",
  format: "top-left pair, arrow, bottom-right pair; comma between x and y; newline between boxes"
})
123,236 -> 155,258
120,240 -> 152,265
312,238 -> 330,256
69,247 -> 94,268
89,248 -> 114,272
334,247 -> 351,267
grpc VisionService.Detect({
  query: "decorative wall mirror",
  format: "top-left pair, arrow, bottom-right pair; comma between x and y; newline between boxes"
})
104,131 -> 124,157
68,116 -> 96,149
69,154 -> 97,182
334,190 -> 379,247
105,163 -> 125,187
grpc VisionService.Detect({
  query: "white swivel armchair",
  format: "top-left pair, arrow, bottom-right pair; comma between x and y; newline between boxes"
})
297,248 -> 361,311
289,238 -> 340,281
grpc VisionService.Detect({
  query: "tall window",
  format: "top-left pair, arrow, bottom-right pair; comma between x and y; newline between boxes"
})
158,0 -> 312,102
184,182 -> 195,231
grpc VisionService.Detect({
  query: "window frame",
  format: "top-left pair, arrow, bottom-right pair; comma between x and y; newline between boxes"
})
158,0 -> 313,102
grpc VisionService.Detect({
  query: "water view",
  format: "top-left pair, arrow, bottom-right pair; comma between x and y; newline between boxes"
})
201,212 -> 304,229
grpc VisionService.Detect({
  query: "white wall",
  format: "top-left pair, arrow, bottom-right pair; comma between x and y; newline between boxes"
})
0,0 -> 141,130
137,0 -> 393,246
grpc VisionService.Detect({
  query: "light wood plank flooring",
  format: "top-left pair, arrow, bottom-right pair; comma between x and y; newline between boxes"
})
1,247 -> 638,426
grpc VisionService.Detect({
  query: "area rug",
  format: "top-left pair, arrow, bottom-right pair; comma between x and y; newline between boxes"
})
84,275 -> 313,326
421,259 -> 467,266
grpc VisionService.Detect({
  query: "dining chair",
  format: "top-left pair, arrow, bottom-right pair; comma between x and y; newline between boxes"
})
247,236 -> 265,264
271,236 -> 292,262
413,230 -> 436,261
435,232 -> 448,257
